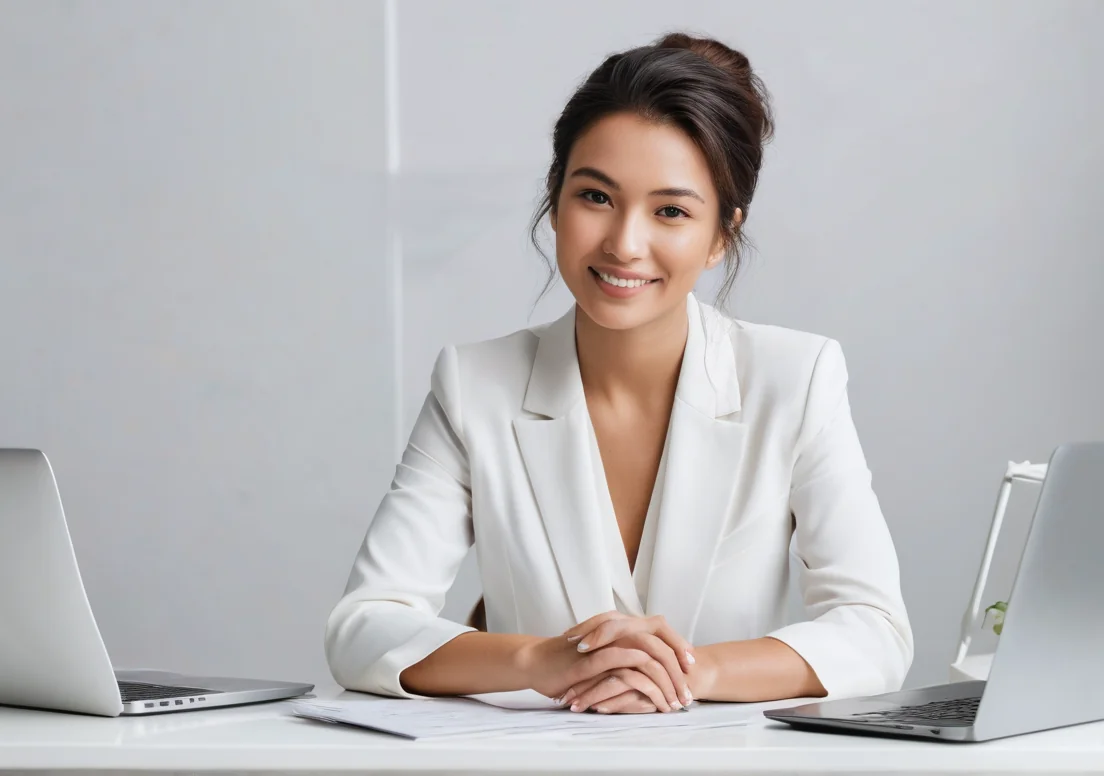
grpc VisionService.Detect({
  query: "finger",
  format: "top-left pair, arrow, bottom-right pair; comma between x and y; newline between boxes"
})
629,648 -> 683,711
562,611 -> 624,642
568,674 -> 631,712
569,647 -> 681,710
594,690 -> 657,715
635,633 -> 692,707
565,646 -> 650,686
572,669 -> 670,713
583,635 -> 684,710
574,671 -> 666,715
558,671 -> 611,706
648,615 -> 697,673
573,618 -> 642,653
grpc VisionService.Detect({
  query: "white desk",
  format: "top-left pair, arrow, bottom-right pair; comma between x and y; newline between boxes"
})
3,684 -> 1104,774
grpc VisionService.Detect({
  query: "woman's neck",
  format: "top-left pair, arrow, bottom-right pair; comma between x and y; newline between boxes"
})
574,301 -> 688,410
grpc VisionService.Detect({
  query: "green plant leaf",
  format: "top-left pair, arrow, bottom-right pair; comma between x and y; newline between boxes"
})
983,600 -> 1008,635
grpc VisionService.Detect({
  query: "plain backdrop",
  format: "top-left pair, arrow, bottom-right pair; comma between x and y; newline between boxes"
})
2,0 -> 1102,690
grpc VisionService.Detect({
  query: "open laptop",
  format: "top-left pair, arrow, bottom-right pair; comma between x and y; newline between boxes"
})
766,441 -> 1104,742
0,448 -> 313,716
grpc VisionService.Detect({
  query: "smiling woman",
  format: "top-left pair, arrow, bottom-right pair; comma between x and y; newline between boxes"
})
532,32 -> 774,318
326,31 -> 913,716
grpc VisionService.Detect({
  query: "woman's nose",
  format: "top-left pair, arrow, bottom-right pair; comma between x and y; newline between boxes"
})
602,210 -> 648,261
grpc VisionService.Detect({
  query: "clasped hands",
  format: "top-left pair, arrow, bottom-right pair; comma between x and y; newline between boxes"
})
520,611 -> 702,714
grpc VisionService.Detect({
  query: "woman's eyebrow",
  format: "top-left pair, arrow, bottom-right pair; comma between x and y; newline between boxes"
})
568,167 -> 705,203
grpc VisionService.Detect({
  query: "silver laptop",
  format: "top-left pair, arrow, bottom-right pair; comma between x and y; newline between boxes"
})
0,448 -> 313,716
767,441 -> 1104,742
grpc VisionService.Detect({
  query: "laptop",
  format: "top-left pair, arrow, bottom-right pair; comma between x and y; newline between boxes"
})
0,448 -> 313,716
766,441 -> 1104,743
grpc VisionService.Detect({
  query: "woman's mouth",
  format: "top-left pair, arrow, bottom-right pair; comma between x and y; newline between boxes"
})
589,267 -> 660,298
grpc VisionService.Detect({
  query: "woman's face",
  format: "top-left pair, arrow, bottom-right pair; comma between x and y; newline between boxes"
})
551,111 -> 731,332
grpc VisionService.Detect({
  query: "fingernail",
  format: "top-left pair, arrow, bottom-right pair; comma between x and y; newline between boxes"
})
566,634 -> 581,643
562,689 -> 575,703
685,651 -> 696,665
570,703 -> 580,712
595,706 -> 607,714
671,701 -> 682,710
684,689 -> 693,704
577,642 -> 589,651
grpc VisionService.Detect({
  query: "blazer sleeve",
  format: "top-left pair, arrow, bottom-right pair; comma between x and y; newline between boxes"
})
765,338 -> 914,698
324,345 -> 476,698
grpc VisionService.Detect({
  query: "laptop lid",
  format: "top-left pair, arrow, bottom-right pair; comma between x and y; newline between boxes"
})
972,441 -> 1104,740
0,449 -> 124,716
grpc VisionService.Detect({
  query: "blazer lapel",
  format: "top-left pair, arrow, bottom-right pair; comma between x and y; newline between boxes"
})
645,296 -> 747,641
513,305 -> 615,625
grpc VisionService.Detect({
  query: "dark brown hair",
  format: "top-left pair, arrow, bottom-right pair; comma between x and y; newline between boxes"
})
529,32 -> 775,309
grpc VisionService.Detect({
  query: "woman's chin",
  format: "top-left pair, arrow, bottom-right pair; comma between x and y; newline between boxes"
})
576,295 -> 667,332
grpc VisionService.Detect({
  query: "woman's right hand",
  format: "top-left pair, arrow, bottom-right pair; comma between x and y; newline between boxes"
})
514,630 -> 688,713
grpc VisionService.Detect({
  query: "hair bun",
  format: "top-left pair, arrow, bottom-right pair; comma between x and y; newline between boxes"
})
656,32 -> 752,85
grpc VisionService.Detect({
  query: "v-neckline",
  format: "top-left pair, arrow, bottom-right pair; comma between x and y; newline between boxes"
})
584,412 -> 671,617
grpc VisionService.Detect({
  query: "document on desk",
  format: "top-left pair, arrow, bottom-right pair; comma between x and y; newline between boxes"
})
290,693 -> 809,740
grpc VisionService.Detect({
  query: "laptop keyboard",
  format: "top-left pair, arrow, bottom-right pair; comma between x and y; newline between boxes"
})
118,680 -> 217,702
850,696 -> 981,727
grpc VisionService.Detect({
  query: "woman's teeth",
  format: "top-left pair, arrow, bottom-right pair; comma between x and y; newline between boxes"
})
596,270 -> 655,288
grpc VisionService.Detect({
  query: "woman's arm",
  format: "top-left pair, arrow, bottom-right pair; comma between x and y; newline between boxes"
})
398,632 -> 539,696
689,637 -> 826,702
760,338 -> 914,699
325,346 -> 479,698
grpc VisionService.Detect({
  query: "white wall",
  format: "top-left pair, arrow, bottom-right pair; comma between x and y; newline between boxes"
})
395,0 -> 1104,688
2,0 -> 1102,692
0,0 -> 392,683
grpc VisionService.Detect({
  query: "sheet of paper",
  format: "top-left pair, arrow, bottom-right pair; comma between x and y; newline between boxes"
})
464,688 -> 563,710
290,695 -> 813,739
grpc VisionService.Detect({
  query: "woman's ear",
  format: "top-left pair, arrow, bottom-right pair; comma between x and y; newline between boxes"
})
549,207 -> 558,233
707,208 -> 743,268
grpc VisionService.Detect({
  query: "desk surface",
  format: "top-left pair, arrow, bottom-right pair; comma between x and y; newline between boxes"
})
3,685 -> 1104,774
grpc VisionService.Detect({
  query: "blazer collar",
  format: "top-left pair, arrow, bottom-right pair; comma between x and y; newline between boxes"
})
515,293 -> 747,636
521,293 -> 741,420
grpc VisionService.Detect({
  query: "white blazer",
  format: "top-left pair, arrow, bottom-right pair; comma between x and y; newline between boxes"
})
325,295 -> 913,700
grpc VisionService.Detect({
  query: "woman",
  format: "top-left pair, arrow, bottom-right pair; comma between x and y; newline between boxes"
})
326,32 -> 913,715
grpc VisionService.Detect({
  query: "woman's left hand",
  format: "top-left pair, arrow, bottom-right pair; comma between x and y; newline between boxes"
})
559,612 -> 697,713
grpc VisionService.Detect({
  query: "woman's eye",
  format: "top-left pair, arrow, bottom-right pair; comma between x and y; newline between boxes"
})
581,190 -> 610,205
659,206 -> 687,218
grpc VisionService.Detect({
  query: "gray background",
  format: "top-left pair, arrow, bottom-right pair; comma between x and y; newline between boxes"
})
2,0 -> 1101,690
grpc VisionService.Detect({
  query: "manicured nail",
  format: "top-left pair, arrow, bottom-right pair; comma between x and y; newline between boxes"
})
671,701 -> 682,710
684,689 -> 693,705
595,706 -> 607,714
570,703 -> 580,712
577,642 -> 589,651
561,689 -> 575,704
685,651 -> 696,665
566,634 -> 581,643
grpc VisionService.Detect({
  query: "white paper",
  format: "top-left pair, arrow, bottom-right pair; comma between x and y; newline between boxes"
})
290,695 -> 812,740
464,688 -> 563,710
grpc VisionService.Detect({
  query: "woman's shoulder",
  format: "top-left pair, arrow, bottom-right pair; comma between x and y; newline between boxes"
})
427,321 -> 549,412
701,301 -> 836,366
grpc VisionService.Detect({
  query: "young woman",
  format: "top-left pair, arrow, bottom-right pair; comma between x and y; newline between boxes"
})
326,32 -> 912,715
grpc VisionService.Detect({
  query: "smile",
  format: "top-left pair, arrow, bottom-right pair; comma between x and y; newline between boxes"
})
591,269 -> 658,288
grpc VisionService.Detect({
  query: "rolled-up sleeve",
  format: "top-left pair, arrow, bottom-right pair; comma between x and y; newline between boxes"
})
324,345 -> 476,698
766,338 -> 914,698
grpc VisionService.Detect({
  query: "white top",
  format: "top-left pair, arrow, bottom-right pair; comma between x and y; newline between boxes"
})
325,295 -> 913,700
2,689 -> 1104,773
586,409 -> 670,617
